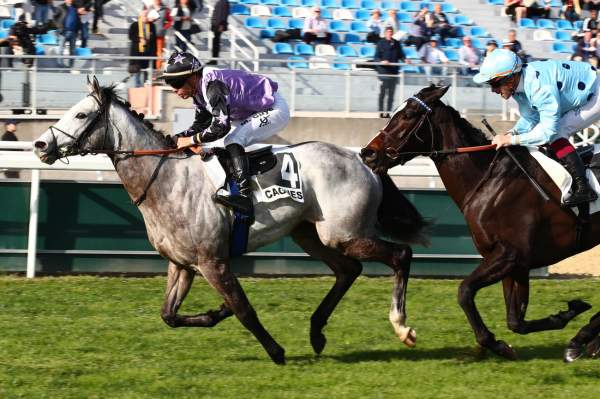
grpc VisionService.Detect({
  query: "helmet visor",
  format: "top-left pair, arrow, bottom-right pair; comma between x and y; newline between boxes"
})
488,75 -> 512,89
165,75 -> 189,89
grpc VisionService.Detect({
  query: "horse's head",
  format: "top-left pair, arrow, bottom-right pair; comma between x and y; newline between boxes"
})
360,84 -> 450,174
34,76 -> 112,164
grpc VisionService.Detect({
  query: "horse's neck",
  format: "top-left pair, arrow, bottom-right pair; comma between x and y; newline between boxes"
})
108,106 -> 209,207
434,110 -> 495,210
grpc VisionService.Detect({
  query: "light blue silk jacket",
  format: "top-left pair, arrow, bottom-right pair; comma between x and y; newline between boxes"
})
511,60 -> 598,145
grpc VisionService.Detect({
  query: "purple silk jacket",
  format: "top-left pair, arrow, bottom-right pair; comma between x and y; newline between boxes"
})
192,68 -> 279,120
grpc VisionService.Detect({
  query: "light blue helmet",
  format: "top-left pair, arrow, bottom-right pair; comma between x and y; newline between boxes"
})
473,49 -> 522,84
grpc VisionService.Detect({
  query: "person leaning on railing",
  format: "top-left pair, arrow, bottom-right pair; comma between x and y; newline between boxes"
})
375,26 -> 406,119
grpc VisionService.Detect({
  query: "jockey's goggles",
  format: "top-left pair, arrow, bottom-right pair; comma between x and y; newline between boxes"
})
165,75 -> 188,89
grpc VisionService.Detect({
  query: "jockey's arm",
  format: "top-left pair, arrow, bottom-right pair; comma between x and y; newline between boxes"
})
191,80 -> 231,144
510,86 -> 561,146
174,108 -> 212,138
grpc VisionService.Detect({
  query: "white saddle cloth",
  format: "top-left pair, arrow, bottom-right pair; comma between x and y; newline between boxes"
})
528,145 -> 600,214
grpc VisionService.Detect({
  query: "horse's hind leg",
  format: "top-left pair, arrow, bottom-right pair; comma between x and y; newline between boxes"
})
196,258 -> 286,365
161,261 -> 233,328
565,311 -> 600,362
291,222 -> 362,355
340,237 -> 416,347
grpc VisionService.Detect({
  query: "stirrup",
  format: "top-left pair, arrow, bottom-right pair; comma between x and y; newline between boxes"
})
214,188 -> 254,218
564,189 -> 598,207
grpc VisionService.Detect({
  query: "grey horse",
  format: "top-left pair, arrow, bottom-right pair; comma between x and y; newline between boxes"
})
33,78 -> 427,364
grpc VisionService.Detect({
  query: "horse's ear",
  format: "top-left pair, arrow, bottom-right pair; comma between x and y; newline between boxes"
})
92,76 -> 101,96
427,84 -> 451,102
86,75 -> 102,97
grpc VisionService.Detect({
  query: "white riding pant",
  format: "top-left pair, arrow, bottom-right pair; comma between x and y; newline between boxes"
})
223,93 -> 290,147
558,76 -> 600,138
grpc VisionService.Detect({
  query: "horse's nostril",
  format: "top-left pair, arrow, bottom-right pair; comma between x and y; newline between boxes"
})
34,141 -> 47,150
360,147 -> 375,160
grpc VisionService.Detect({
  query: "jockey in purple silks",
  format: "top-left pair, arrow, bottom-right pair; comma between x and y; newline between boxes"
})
160,51 -> 290,217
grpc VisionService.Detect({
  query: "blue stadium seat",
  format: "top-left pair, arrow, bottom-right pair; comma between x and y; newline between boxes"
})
344,33 -> 362,43
554,30 -> 572,41
337,45 -> 358,57
441,3 -> 457,13
260,28 -> 275,38
330,20 -> 349,32
360,0 -> 376,9
519,18 -> 536,29
321,8 -> 333,19
403,46 -> 419,59
400,2 -> 419,12
240,0 -> 260,4
487,0 -> 504,4
1,19 -> 15,30
75,47 -> 92,56
332,59 -> 351,70
355,9 -> 370,20
550,0 -> 561,5
267,18 -> 286,29
35,45 -> 45,55
551,42 -> 571,53
295,43 -> 315,55
38,33 -> 58,45
381,1 -> 395,10
245,17 -> 266,29
402,65 -> 422,73
288,18 -> 304,29
273,6 -> 292,17
287,56 -> 309,68
231,4 -> 250,14
330,32 -> 343,43
260,0 -> 280,4
470,26 -> 488,37
281,0 -> 299,5
420,2 -> 432,10
301,0 -> 316,6
0,30 -> 7,39
350,21 -> 370,33
321,0 -> 337,7
537,19 -> 555,29
397,12 -> 412,23
471,38 -> 485,50
359,45 -> 375,58
444,49 -> 459,62
453,26 -> 465,37
274,42 -> 294,54
454,14 -> 472,25
556,20 -> 574,30
341,0 -> 360,8
574,20 -> 583,30
444,38 -> 462,48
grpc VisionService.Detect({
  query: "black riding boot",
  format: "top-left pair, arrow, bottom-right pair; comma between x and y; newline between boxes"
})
215,143 -> 254,220
561,151 -> 598,207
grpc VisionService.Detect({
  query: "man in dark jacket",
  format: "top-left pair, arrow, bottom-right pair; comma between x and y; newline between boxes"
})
55,0 -> 81,67
1,120 -> 21,178
209,0 -> 229,65
375,26 -> 406,118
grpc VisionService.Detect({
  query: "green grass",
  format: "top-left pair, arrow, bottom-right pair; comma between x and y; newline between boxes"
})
0,276 -> 599,399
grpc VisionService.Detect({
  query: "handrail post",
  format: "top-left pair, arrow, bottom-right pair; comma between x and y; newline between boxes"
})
31,58 -> 37,114
148,61 -> 154,116
290,68 -> 296,114
344,69 -> 351,115
399,68 -> 405,103
26,169 -> 40,278
451,67 -> 457,109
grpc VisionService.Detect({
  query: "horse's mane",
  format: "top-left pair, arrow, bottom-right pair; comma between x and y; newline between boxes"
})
101,85 -> 175,148
436,101 -> 491,147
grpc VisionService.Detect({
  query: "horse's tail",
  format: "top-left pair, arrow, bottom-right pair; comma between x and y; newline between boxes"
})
377,174 -> 430,246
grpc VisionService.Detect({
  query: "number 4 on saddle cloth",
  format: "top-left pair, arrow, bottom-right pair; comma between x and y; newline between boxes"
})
199,143 -> 306,257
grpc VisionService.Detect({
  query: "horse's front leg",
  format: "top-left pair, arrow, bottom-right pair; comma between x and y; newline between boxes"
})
161,261 -> 233,328
197,258 -> 286,365
565,311 -> 600,362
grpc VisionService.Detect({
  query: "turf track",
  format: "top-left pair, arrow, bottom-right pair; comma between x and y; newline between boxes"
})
0,276 -> 599,398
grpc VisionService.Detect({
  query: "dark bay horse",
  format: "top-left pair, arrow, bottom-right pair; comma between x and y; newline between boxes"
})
361,84 -> 600,362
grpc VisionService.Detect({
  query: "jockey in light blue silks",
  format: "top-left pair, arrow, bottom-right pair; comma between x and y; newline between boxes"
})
160,51 -> 290,218
474,49 -> 599,206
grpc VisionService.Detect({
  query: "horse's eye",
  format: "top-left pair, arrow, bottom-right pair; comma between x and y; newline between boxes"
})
75,112 -> 87,119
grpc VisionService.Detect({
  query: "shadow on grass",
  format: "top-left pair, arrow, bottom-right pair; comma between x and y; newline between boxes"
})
237,343 -> 580,364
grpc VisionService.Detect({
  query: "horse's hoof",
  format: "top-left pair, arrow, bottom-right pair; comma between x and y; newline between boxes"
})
269,346 -> 286,365
396,326 -> 417,348
568,299 -> 592,315
564,342 -> 585,363
490,340 -> 517,360
586,337 -> 600,358
311,332 -> 327,355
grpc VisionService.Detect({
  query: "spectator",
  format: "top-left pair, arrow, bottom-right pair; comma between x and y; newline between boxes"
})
505,0 -> 526,24
77,0 -> 93,48
33,0 -> 52,26
147,0 -> 173,70
1,120 -> 21,179
173,0 -> 196,52
55,0 -> 81,68
210,0 -> 229,65
367,9 -> 385,43
582,0 -> 600,11
384,9 -> 398,33
303,6 -> 331,45
3,15 -> 49,67
485,39 -> 498,57
418,35 -> 448,76
128,8 -> 157,87
428,3 -> 457,44
405,7 -> 431,50
374,26 -> 406,118
92,0 -> 107,34
579,8 -> 599,35
561,0 -> 581,22
573,30 -> 598,65
458,36 -> 481,75
503,29 -> 528,62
